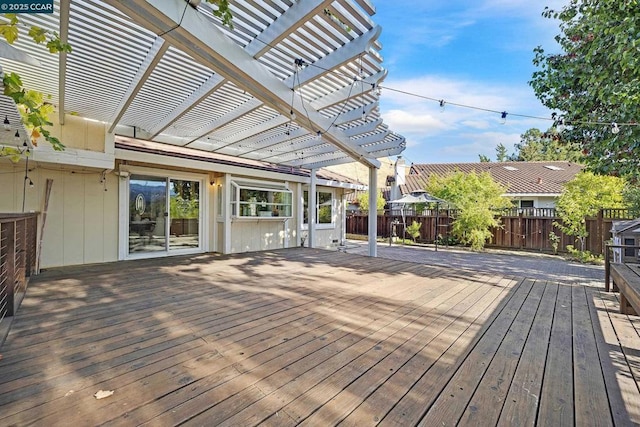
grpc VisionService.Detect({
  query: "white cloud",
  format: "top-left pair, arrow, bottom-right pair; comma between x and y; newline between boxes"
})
384,109 -> 449,134
378,75 -> 554,163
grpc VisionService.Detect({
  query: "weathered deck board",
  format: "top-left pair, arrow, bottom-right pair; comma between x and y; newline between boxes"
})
572,285 -> 614,426
537,282 -> 574,426
589,289 -> 640,425
497,282 -> 558,426
0,248 -> 638,426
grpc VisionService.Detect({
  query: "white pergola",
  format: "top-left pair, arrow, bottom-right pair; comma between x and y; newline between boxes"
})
2,0 -> 406,255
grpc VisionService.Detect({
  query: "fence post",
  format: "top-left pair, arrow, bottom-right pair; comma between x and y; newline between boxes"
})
597,209 -> 604,255
604,244 -> 610,292
519,210 -> 524,249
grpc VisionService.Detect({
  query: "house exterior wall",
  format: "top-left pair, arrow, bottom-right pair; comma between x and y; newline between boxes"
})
0,161 -> 119,268
1,116 -> 356,267
510,195 -> 558,209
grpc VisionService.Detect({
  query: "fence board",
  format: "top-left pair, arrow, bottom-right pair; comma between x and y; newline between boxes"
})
346,208 -> 633,255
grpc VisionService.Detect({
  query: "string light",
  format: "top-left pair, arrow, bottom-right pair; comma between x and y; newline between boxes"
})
611,122 -> 620,134
244,25 -> 639,136
500,111 -> 508,124
3,116 -> 10,131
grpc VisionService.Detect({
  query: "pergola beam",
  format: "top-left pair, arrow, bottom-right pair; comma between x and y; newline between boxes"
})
283,26 -> 382,89
58,0 -> 70,125
244,0 -> 334,58
341,119 -> 383,137
108,37 -> 168,133
310,70 -> 386,111
149,73 -> 225,138
105,0 -> 380,169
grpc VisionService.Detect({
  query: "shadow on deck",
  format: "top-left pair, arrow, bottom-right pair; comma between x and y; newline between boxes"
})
0,248 -> 638,426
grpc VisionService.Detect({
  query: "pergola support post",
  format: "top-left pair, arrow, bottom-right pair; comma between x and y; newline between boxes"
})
308,169 -> 317,248
368,166 -> 377,257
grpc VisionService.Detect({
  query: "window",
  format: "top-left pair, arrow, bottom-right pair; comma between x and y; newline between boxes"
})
230,181 -> 292,218
624,238 -> 635,257
304,190 -> 334,225
520,200 -> 534,208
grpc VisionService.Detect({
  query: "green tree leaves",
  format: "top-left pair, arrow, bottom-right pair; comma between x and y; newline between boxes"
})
530,1 -> 640,178
554,171 -> 625,250
357,190 -> 386,213
1,14 -> 70,152
427,171 -> 511,251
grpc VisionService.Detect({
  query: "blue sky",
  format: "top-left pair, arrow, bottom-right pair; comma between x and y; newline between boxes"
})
374,0 -> 567,164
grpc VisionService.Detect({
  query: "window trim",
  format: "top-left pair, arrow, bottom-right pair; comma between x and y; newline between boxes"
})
302,188 -> 336,230
230,180 -> 293,219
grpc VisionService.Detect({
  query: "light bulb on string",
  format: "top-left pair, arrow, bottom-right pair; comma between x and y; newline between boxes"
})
14,129 -> 20,141
3,115 -> 10,131
500,111 -> 508,124
611,122 -> 620,135
557,118 -> 565,133
315,130 -> 321,141
439,100 -> 445,113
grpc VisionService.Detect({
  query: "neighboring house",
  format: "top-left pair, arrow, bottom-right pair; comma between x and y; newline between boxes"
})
392,160 -> 584,209
611,219 -> 640,263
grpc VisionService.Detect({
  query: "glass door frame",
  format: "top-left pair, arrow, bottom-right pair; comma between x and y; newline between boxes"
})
118,166 -> 209,260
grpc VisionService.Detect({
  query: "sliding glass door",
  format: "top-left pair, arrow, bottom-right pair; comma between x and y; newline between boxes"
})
127,174 -> 201,256
169,179 -> 200,250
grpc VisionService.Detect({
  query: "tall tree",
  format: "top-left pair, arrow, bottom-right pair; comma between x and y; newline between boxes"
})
554,171 -> 625,251
357,190 -> 386,213
513,128 -> 583,162
427,171 -> 511,251
530,1 -> 640,178
495,143 -> 509,162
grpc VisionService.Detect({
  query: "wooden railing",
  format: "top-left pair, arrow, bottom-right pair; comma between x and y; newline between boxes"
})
1,213 -> 38,330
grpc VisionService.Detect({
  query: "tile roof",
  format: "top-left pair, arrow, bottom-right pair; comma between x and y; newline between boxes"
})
403,161 -> 584,195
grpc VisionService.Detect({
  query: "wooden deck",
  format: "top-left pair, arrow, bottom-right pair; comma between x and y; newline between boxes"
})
0,249 -> 639,426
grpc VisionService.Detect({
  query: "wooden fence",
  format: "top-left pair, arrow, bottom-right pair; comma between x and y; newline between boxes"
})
1,213 -> 38,336
346,208 -> 634,255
